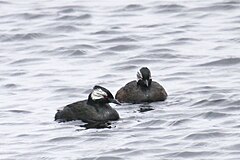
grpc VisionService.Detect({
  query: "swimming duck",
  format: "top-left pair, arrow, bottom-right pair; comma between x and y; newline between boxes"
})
115,67 -> 167,103
55,85 -> 120,123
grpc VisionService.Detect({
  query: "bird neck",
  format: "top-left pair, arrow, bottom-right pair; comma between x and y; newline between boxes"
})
137,81 -> 151,90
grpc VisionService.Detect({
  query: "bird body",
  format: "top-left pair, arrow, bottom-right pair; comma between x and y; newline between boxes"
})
115,80 -> 167,103
115,67 -> 167,104
55,86 -> 120,123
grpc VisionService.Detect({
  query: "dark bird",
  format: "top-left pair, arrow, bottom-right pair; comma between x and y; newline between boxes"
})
55,85 -> 120,123
115,67 -> 167,103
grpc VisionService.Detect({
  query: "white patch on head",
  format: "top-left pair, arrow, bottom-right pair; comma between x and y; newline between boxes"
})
91,88 -> 107,100
137,70 -> 143,80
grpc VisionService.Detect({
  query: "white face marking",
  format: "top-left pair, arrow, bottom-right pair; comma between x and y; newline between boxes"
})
137,70 -> 143,80
91,88 -> 107,100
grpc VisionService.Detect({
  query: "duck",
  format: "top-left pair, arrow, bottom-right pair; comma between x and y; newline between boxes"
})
55,85 -> 120,123
115,67 -> 167,103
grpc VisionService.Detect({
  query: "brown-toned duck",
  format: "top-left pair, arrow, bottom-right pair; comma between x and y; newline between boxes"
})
115,67 -> 167,104
55,85 -> 120,123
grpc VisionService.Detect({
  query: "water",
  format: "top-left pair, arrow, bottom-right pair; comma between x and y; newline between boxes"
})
1,0 -> 240,159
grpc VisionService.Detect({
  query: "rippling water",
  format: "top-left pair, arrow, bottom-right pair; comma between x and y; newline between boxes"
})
1,0 -> 240,159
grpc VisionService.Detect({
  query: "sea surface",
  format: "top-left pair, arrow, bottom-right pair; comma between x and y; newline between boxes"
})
1,0 -> 240,159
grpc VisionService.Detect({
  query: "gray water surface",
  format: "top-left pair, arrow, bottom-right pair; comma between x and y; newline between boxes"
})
1,0 -> 240,159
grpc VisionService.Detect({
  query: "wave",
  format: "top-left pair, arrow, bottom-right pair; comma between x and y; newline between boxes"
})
89,156 -> 125,160
8,110 -> 32,114
185,131 -> 226,140
154,4 -> 186,13
99,36 -> 137,43
191,98 -> 228,107
10,58 -> 47,65
191,3 -> 239,12
168,118 -> 192,126
3,83 -> 19,88
148,48 -> 176,53
47,136 -> 79,142
197,58 -> 240,66
0,0 -> 9,4
113,65 -> 138,71
54,87 -> 82,93
135,119 -> 166,127
1,33 -> 48,42
70,50 -> 87,56
56,14 -> 91,21
18,13 -> 48,20
194,111 -> 230,119
118,4 -> 146,12
132,53 -> 179,59
91,30 -> 123,35
105,44 -> 139,51
49,25 -> 79,32
171,151 -> 219,158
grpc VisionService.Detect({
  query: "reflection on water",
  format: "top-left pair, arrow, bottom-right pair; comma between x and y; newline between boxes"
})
138,104 -> 155,113
79,122 -> 113,130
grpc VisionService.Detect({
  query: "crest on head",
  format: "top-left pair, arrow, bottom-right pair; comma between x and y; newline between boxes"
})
137,67 -> 152,80
88,85 -> 121,105
91,87 -> 108,100
136,67 -> 152,88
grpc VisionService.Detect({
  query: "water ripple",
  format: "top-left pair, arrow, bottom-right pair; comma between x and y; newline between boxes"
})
47,136 -> 79,142
95,156 -> 124,160
49,25 -> 79,32
119,4 -> 146,12
10,58 -> 47,65
195,111 -> 230,119
197,58 -> 240,67
0,0 -> 10,4
99,36 -> 137,43
191,3 -> 239,12
185,132 -> 227,140
8,110 -> 32,114
135,119 -> 166,127
173,151 -> 219,158
154,4 -> 186,13
105,44 -> 139,51
1,33 -> 49,42
3,83 -> 18,88
56,14 -> 91,21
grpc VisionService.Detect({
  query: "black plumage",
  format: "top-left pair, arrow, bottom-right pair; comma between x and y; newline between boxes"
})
55,86 -> 120,123
115,67 -> 167,104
